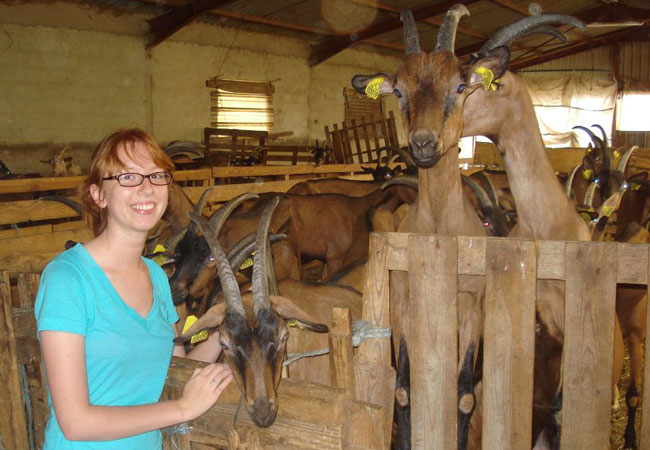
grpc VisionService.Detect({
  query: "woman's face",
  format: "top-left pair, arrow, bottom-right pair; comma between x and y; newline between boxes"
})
91,141 -> 169,237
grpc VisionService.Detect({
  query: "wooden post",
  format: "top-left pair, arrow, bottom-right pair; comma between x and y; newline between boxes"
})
328,307 -> 355,395
640,245 -> 650,450
483,239 -> 536,449
0,271 -> 30,450
407,235 -> 458,450
561,242 -> 617,450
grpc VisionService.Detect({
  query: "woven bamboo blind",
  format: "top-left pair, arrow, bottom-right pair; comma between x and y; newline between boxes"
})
344,87 -> 383,125
206,78 -> 274,131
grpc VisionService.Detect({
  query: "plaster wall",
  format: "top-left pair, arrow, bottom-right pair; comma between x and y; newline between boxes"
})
0,3 -> 403,175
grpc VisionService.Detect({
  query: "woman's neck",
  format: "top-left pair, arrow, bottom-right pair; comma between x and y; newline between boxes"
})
84,227 -> 147,272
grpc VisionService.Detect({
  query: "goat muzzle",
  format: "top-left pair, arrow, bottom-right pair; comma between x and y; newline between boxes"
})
409,129 -> 444,168
250,398 -> 277,428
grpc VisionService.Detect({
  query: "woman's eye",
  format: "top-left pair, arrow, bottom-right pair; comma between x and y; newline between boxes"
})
393,88 -> 402,98
457,84 -> 467,94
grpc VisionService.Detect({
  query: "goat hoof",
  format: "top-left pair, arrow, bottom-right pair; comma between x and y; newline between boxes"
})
395,387 -> 409,407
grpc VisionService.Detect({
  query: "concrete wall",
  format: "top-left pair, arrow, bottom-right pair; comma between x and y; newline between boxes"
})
0,3 -> 403,175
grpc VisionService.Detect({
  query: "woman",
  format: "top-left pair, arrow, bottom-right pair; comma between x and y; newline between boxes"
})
35,128 -> 232,449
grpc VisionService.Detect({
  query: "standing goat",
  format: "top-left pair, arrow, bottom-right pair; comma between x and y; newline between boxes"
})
41,146 -> 81,177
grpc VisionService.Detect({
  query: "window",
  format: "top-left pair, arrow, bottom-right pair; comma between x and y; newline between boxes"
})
616,81 -> 650,131
206,78 -> 274,131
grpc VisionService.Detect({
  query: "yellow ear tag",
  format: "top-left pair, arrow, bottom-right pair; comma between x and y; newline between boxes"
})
632,183 -> 641,191
240,251 -> 254,270
602,205 -> 615,217
365,77 -> 384,100
580,212 -> 593,223
286,318 -> 298,327
152,244 -> 168,266
182,315 -> 209,344
475,66 -> 497,91
613,150 -> 621,159
582,169 -> 593,180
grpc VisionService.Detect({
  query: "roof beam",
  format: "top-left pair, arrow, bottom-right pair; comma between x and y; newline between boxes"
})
147,0 -> 231,51
308,0 -> 482,67
509,25 -> 650,70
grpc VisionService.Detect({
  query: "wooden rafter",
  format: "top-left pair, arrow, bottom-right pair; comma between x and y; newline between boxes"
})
308,0 -> 482,67
147,0 -> 231,50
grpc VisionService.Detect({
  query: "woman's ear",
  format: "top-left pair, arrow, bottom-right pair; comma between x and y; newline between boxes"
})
89,184 -> 106,208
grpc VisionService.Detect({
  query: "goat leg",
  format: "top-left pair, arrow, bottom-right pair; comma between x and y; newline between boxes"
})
393,337 -> 411,450
457,342 -> 476,450
623,380 -> 639,450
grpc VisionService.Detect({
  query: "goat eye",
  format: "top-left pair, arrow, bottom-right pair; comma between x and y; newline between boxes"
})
219,340 -> 230,351
208,255 -> 215,262
457,84 -> 467,94
393,88 -> 402,98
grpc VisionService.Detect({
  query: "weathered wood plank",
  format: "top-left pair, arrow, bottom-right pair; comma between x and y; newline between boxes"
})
0,197 -> 81,226
329,307 -> 355,395
561,242 -> 617,450
211,164 -> 364,178
0,271 -> 30,450
483,239 -> 536,449
407,235 -> 457,450
640,247 -> 650,450
355,232 -> 395,448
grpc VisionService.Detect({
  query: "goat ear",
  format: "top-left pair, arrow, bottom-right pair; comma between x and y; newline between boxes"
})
351,73 -> 395,97
270,295 -> 329,333
466,46 -> 510,88
63,157 -> 73,163
175,302 -> 226,343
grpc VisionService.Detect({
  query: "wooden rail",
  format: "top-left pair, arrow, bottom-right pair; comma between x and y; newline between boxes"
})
0,272 -> 388,450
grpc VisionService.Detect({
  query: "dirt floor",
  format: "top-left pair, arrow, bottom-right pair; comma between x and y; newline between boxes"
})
611,348 -> 644,450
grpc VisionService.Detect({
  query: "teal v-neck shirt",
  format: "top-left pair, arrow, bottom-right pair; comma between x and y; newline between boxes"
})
35,243 -> 179,449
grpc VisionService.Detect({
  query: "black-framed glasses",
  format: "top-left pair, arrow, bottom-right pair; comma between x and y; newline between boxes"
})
102,172 -> 173,187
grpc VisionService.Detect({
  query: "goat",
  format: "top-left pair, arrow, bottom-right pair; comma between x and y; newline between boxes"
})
169,189 -> 394,314
311,139 -> 329,166
41,146 -> 81,177
353,6 -> 590,449
353,7 -> 490,449
229,146 -> 265,166
176,196 -> 362,427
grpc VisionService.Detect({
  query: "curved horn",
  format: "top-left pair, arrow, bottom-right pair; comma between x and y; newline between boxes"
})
165,226 -> 188,252
616,145 -> 639,175
591,124 -> 608,146
519,25 -> 568,44
470,171 -> 500,207
387,153 -> 400,167
461,174 -> 494,208
229,233 -> 286,274
194,187 -> 215,217
251,146 -> 267,158
573,125 -> 602,148
207,192 -> 259,232
393,145 -> 417,169
252,196 -> 281,317
583,181 -> 600,208
189,212 -> 245,316
480,14 -> 584,55
564,165 -> 580,198
381,175 -> 419,191
435,4 -> 470,52
401,10 -> 421,56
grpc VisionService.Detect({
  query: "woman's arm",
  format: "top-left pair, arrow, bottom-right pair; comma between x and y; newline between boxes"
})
41,330 -> 231,442
172,324 -> 223,363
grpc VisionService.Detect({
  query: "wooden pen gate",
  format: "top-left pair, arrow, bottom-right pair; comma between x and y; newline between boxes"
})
363,232 -> 650,449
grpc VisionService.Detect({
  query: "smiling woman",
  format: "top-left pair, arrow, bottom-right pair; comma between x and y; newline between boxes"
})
34,128 -> 232,450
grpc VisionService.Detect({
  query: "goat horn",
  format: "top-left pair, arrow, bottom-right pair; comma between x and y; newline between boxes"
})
583,181 -> 600,208
574,126 -> 610,172
470,171 -> 500,207
435,4 -> 470,53
376,147 -> 386,169
393,145 -> 417,169
189,212 -> 245,316
401,10 -> 421,56
228,233 -> 286,274
194,187 -> 215,218
616,145 -> 639,175
382,175 -> 419,191
387,153 -> 400,167
252,196 -> 281,317
480,14 -> 584,56
461,174 -> 494,208
251,146 -> 267,158
591,124 -> 608,146
519,25 -> 568,44
164,226 -> 188,252
208,192 -> 259,231
564,165 -> 580,198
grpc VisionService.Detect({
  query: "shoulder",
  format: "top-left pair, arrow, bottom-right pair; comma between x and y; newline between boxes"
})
41,245 -> 88,283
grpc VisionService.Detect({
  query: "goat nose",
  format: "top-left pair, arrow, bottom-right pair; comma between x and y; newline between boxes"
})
409,129 -> 436,151
252,399 -> 276,426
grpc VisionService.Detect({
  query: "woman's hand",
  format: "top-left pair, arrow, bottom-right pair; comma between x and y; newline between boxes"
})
178,363 -> 233,421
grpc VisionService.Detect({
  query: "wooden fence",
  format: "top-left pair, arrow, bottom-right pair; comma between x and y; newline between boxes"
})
0,272 -> 388,450
324,112 -> 400,165
363,232 -> 650,450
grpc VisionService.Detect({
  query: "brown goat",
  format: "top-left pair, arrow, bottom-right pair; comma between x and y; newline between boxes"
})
41,146 -> 81,177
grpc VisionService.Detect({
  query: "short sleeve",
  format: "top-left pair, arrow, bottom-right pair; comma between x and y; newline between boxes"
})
35,259 -> 89,337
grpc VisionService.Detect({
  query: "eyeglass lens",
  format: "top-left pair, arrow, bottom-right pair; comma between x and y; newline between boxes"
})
117,172 -> 172,186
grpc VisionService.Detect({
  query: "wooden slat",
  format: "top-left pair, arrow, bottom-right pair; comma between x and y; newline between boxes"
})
561,242 -> 617,450
182,179 -> 303,204
641,247 -> 650,450
408,235 -> 457,450
388,111 -> 399,147
211,164 -> 364,178
369,114 -> 381,151
0,176 -> 84,195
329,307 -> 355,395
350,119 -> 363,164
483,239 -> 536,449
355,232 -> 395,448
360,116 -> 373,162
0,197 -> 81,226
0,271 -> 30,450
